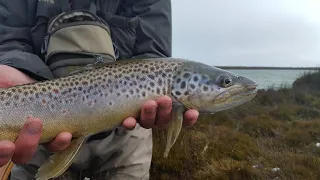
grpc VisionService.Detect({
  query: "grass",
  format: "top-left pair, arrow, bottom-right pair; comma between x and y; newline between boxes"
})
150,69 -> 320,180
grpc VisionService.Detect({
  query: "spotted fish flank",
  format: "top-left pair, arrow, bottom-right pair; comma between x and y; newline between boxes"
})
0,58 -> 258,180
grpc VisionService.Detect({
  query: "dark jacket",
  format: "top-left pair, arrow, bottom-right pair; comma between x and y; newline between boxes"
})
0,0 -> 172,80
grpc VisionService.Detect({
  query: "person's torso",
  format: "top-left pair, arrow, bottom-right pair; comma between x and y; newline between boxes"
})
31,0 -> 138,60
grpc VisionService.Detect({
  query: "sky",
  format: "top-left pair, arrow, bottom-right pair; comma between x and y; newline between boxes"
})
171,0 -> 320,67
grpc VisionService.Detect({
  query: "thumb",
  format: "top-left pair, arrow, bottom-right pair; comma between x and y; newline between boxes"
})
11,118 -> 43,164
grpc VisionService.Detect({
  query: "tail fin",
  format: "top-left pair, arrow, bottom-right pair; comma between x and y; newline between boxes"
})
0,161 -> 14,180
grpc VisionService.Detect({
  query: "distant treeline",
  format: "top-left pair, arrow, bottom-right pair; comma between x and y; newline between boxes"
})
216,66 -> 319,70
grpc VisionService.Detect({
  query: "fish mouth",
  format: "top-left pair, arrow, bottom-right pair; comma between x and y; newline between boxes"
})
243,84 -> 258,95
212,83 -> 258,103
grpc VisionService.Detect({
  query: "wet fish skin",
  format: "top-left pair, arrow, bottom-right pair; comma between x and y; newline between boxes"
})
0,58 -> 258,180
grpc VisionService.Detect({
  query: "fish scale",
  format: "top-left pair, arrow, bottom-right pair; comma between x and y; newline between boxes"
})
0,58 -> 258,180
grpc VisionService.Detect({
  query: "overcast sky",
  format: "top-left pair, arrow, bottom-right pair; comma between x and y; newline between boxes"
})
171,0 -> 320,67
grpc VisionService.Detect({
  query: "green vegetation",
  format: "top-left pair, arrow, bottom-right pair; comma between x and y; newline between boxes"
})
150,69 -> 320,180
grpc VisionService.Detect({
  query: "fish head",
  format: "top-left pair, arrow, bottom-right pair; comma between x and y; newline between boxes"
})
171,61 -> 258,113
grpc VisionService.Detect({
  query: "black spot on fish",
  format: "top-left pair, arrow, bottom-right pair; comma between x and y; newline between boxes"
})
175,91 -> 181,96
183,73 -> 190,78
193,76 -> 199,82
190,84 -> 196,89
180,82 -> 186,89
165,69 -> 171,73
201,75 -> 208,81
176,78 -> 181,83
148,74 -> 155,80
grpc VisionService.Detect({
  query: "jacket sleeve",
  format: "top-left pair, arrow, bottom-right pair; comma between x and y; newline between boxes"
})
0,0 -> 54,80
129,0 -> 172,58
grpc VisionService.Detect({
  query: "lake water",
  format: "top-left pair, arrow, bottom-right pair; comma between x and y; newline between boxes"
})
227,69 -> 315,90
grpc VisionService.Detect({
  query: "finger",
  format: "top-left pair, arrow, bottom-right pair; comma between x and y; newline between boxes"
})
11,118 -> 43,164
183,109 -> 199,127
122,117 -> 137,130
154,96 -> 172,128
0,141 -> 15,167
44,132 -> 72,152
139,100 -> 157,129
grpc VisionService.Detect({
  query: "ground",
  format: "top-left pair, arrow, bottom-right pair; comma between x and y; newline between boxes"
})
150,70 -> 320,180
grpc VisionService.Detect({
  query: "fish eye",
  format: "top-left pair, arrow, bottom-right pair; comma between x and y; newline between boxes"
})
218,75 -> 233,87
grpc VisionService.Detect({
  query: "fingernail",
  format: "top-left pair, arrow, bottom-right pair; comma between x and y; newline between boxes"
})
0,149 -> 13,158
26,122 -> 42,135
0,153 -> 12,158
145,107 -> 156,115
160,101 -> 171,109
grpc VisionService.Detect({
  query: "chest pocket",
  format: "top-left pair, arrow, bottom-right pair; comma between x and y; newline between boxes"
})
41,10 -> 116,77
99,13 -> 138,60
92,0 -> 138,60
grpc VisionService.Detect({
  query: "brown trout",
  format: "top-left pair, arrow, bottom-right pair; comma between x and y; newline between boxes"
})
0,58 -> 257,180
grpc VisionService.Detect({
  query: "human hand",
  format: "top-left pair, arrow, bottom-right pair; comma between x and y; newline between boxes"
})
122,95 -> 199,130
0,65 -> 72,167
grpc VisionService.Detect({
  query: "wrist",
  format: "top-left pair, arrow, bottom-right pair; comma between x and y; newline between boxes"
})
0,65 -> 36,88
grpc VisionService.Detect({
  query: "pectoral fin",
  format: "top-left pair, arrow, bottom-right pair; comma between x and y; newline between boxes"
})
35,136 -> 87,180
163,103 -> 184,158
